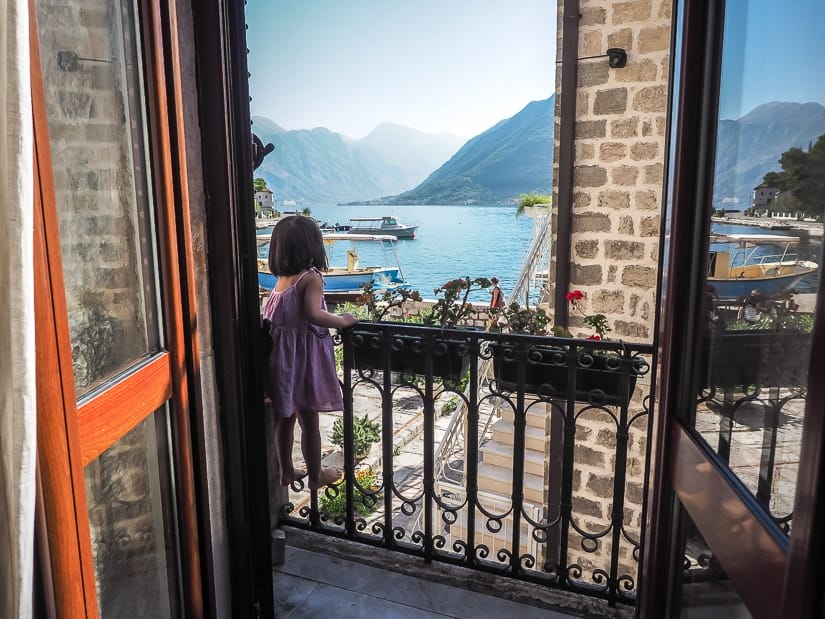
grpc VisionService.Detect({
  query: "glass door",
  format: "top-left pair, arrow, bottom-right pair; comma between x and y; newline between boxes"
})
32,0 -> 200,616
650,0 -> 825,617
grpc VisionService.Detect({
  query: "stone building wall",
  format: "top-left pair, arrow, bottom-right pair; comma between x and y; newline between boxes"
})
552,0 -> 672,342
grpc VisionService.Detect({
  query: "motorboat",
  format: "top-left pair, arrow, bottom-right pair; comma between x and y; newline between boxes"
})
348,216 -> 418,239
707,233 -> 819,301
256,232 -> 409,294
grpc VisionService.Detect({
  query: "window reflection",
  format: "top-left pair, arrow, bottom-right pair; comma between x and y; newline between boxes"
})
692,0 -> 823,536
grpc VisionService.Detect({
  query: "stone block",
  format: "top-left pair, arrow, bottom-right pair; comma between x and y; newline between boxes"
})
605,240 -> 645,260
572,496 -> 604,519
575,239 -> 600,259
614,320 -> 650,339
586,475 -> 614,498
612,0 -> 652,23
610,166 -> 640,186
616,58 -> 658,83
598,190 -> 630,210
621,265 -> 656,288
626,481 -> 644,504
639,25 -> 671,53
575,165 -> 608,187
577,91 -> 590,115
644,163 -> 664,184
607,264 -> 618,283
578,62 -> 609,88
592,290 -> 625,314
574,191 -> 593,208
607,28 -> 633,51
599,142 -> 627,163
594,88 -> 628,115
581,29 -> 603,56
632,85 -> 667,113
659,0 -> 673,18
640,215 -> 660,236
576,119 -> 607,139
618,216 -> 635,234
577,142 -> 596,161
611,117 -> 639,138
635,190 -> 658,210
580,5 -> 607,25
573,212 -> 611,232
630,142 -> 658,160
572,263 -> 604,286
642,119 -> 653,136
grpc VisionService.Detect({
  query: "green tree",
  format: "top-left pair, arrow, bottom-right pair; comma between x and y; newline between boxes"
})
253,177 -> 268,192
763,134 -> 825,217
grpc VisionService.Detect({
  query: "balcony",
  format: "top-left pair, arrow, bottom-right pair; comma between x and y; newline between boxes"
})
270,322 -> 654,615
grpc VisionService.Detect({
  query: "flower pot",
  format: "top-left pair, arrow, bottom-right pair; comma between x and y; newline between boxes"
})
489,342 -> 640,407
700,329 -> 811,388
350,324 -> 474,382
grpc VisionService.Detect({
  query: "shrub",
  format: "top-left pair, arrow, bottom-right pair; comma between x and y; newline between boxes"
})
318,466 -> 381,518
330,414 -> 380,458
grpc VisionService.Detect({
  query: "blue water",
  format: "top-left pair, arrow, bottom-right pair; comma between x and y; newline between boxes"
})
287,204 -> 536,303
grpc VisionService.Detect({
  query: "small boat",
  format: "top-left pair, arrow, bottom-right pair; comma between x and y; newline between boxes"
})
256,232 -> 409,294
348,216 -> 418,239
707,233 -> 819,301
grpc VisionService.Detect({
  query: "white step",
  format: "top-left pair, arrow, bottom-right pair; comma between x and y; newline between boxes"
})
480,439 -> 546,478
491,418 -> 546,452
497,405 -> 548,429
477,461 -> 546,504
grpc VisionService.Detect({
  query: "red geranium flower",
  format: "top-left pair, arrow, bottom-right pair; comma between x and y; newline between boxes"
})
587,334 -> 602,340
566,289 -> 584,302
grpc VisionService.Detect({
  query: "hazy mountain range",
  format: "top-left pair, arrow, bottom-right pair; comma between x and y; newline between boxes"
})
252,98 -> 825,208
250,117 -> 465,204
715,101 -> 825,207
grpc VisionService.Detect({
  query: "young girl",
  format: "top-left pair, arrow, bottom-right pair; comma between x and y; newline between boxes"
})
263,216 -> 357,489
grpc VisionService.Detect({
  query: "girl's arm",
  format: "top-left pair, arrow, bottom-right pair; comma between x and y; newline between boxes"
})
301,270 -> 358,329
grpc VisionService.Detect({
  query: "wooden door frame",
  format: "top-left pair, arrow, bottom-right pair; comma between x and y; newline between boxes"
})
31,0 -> 209,614
640,0 -> 825,616
188,0 -> 274,616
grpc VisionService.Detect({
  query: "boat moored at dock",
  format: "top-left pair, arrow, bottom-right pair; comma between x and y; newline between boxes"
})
348,216 -> 418,239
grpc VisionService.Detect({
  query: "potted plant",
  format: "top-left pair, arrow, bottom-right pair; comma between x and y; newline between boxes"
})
489,291 -> 643,406
699,288 -> 813,389
514,192 -> 552,219
348,277 -> 490,382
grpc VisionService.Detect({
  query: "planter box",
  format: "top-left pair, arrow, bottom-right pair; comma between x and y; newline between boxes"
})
350,325 -> 474,382
700,330 -> 811,388
489,342 -> 640,407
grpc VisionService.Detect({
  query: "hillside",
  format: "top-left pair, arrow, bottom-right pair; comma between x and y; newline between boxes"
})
250,117 -> 464,204
714,101 -> 825,207
379,96 -> 555,205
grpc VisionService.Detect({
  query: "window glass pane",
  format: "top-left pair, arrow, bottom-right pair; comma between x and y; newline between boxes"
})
85,408 -> 180,618
36,0 -> 160,394
693,0 -> 824,536
676,509 -> 754,618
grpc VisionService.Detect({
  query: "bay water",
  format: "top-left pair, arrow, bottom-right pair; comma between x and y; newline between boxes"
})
300,203 -> 536,304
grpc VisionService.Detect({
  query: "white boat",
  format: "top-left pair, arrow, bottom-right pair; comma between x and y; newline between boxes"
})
348,216 -> 418,239
256,232 -> 409,294
707,233 -> 819,301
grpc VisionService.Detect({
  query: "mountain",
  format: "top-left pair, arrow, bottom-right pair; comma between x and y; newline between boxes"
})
378,96 -> 555,205
714,101 -> 825,207
250,117 -> 464,204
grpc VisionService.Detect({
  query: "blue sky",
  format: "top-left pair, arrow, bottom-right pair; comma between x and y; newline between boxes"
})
719,0 -> 825,120
245,1 -> 557,139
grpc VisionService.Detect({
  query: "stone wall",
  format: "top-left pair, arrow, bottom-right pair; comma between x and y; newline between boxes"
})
552,0 -> 672,343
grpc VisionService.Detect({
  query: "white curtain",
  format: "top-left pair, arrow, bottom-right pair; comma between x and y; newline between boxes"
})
0,1 -> 36,618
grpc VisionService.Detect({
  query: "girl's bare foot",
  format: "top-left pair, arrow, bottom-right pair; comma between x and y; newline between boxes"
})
279,468 -> 306,486
308,467 -> 343,490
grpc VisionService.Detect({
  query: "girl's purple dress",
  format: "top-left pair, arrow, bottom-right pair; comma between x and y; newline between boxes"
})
262,268 -> 344,417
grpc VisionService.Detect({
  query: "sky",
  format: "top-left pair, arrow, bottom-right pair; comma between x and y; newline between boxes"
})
245,1 -> 557,139
719,0 -> 825,120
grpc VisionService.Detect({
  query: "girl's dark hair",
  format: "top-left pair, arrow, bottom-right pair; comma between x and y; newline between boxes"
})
267,215 -> 329,276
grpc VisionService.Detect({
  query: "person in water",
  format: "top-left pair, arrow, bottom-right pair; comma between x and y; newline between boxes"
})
262,215 -> 358,489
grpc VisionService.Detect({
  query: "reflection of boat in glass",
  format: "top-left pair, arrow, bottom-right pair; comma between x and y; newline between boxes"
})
348,216 -> 418,239
256,232 -> 409,294
708,233 -> 819,301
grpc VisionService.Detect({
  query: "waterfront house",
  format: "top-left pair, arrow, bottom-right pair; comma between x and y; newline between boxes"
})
254,187 -> 276,218
2,1 -> 824,618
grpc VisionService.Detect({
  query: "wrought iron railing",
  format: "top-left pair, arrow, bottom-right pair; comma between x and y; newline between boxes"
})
278,322 -> 653,607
